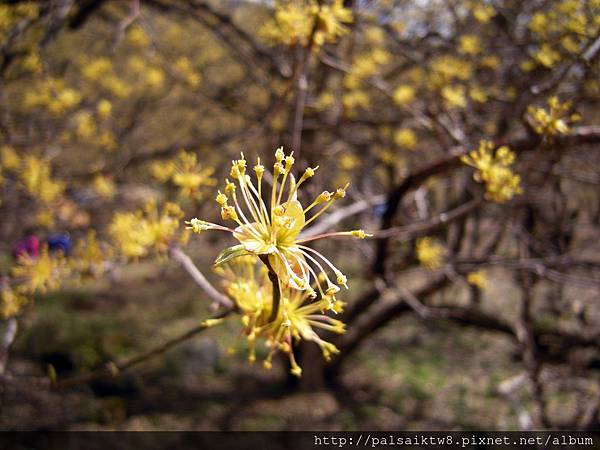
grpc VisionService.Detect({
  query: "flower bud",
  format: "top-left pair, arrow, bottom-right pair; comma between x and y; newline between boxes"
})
215,191 -> 228,206
185,218 -> 211,233
350,229 -> 372,239
275,146 -> 284,162
316,191 -> 332,203
221,205 -> 238,221
225,180 -> 236,195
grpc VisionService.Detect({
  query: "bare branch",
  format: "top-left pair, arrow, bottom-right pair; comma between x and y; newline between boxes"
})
52,307 -> 232,389
168,246 -> 234,310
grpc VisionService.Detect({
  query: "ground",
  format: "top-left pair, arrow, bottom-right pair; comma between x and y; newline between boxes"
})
1,255 -> 561,431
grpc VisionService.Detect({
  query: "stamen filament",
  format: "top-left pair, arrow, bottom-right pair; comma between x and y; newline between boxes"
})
304,199 -> 336,227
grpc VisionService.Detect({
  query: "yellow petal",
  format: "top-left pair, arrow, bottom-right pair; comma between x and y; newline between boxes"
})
233,223 -> 273,254
275,199 -> 305,245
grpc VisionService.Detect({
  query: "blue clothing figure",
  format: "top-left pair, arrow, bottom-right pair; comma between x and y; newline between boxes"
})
47,233 -> 72,256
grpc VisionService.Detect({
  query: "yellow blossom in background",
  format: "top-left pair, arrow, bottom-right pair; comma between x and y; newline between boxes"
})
83,57 -> 131,98
150,159 -> 177,183
93,174 -> 116,199
461,140 -> 522,203
170,150 -> 217,200
149,151 -> 216,200
429,55 -> 473,85
144,67 -> 165,90
260,0 -> 352,47
416,237 -> 445,270
21,49 -> 42,73
74,111 -> 96,139
529,11 -> 548,35
534,43 -> 561,68
480,55 -> 500,70
365,25 -> 385,44
337,153 -> 359,171
126,25 -> 150,47
394,128 -> 417,150
528,96 -> 575,136
109,201 -> 184,259
175,57 -> 202,88
23,78 -> 81,115
1,281 -> 28,319
97,99 -> 113,118
469,86 -> 488,103
186,147 -> 371,294
314,91 -> 335,110
11,246 -> 70,295
520,59 -> 536,72
459,35 -> 482,55
342,90 -> 370,114
472,2 -> 495,23
98,131 -> 117,151
82,57 -> 112,81
260,2 -> 311,46
20,156 -> 65,204
393,85 -> 415,105
467,270 -> 488,290
1,145 -> 20,170
441,85 -> 467,109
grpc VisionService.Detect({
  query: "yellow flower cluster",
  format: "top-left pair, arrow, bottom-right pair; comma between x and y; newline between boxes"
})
0,283 -> 28,319
529,1 -> 599,39
109,200 -> 184,259
150,150 -> 217,200
416,237 -> 445,270
23,78 -> 81,115
216,257 -> 346,376
11,246 -> 70,295
126,25 -> 151,48
2,231 -> 113,318
461,140 -> 523,203
441,85 -> 467,109
467,270 -> 488,290
394,128 -> 417,151
82,57 -> 131,98
342,48 -> 390,114
174,57 -> 202,88
425,54 -> 474,109
525,1 -> 600,69
470,2 -> 496,23
17,155 -> 65,205
93,174 -> 116,199
528,96 -> 578,136
393,85 -> 416,106
459,35 -> 482,55
187,147 -> 370,376
260,0 -> 352,47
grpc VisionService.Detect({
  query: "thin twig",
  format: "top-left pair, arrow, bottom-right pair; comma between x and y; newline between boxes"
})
169,245 -> 234,310
53,307 -> 232,389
